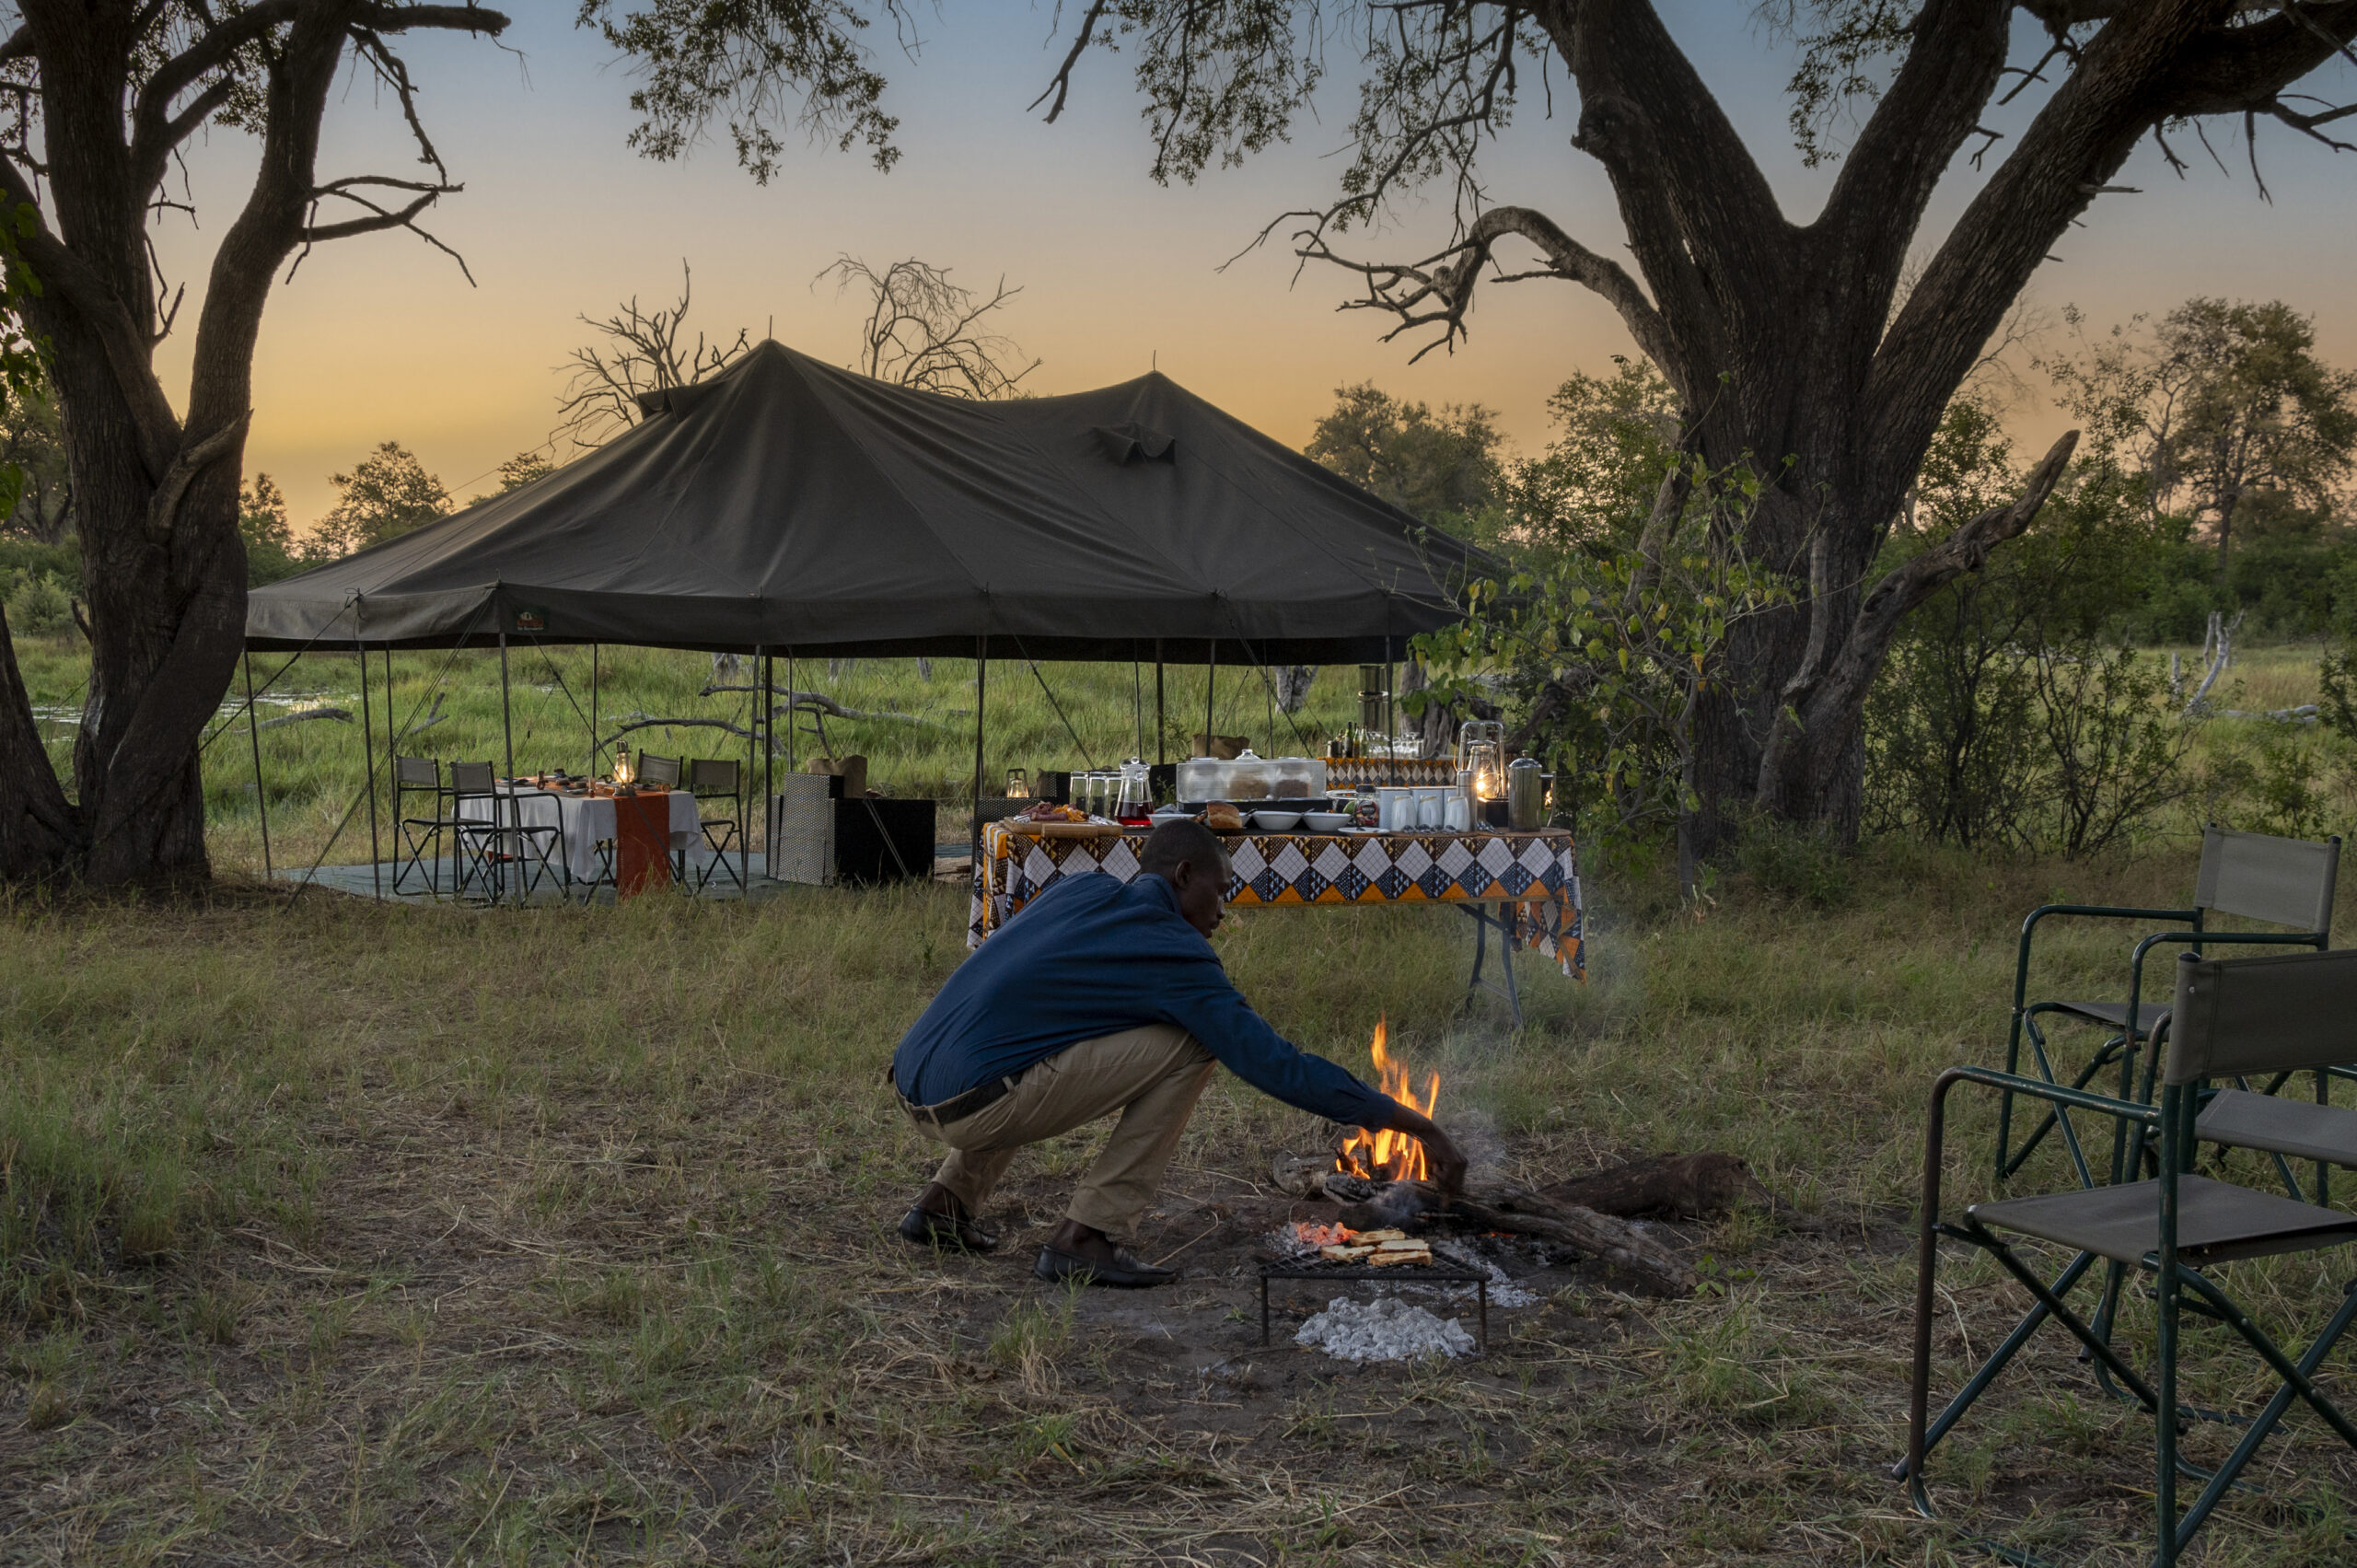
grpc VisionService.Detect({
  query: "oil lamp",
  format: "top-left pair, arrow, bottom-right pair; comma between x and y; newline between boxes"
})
1004,768 -> 1029,799
613,746 -> 634,785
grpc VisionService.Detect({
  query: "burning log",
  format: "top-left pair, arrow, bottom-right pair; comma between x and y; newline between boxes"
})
1269,1156 -> 1697,1296
1446,1193 -> 1695,1296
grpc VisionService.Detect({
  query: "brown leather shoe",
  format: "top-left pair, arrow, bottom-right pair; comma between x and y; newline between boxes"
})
900,1197 -> 998,1252
1032,1243 -> 1175,1288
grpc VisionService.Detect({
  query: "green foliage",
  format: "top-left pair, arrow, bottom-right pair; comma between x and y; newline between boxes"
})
1864,412 -> 2194,855
0,374 -> 71,543
2040,298 -> 2357,576
1503,356 -> 1681,561
1414,459 -> 1786,878
578,0 -> 903,182
238,473 -> 304,586
471,450 -> 555,505
308,441 -> 451,560
1733,815 -> 1852,908
3,567 -> 71,635
1304,382 -> 1504,526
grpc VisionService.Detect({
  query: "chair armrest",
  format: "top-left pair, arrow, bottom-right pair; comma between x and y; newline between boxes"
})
2013,903 -> 2200,1015
1941,1064 -> 2160,1126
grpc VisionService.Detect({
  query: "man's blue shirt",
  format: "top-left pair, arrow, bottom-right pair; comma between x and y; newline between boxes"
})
892,872 -> 1391,1129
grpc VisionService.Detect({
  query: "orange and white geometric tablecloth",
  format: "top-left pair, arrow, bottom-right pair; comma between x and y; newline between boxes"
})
968,822 -> 1582,976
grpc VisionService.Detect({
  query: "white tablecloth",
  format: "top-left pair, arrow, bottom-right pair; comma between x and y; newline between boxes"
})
459,788 -> 701,882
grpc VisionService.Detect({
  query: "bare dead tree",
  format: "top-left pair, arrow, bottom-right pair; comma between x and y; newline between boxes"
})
554,261 -> 753,449
818,255 -> 1039,399
1035,0 -> 2357,842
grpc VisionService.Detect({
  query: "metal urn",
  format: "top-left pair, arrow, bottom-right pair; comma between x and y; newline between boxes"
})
1506,756 -> 1547,831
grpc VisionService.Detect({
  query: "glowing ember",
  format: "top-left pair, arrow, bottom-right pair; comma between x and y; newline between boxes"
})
1334,1016 -> 1439,1182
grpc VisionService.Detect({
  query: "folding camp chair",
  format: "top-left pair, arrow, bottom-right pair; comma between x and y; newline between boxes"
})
1997,826 -> 2338,1188
391,756 -> 457,898
450,763 -> 566,903
1899,947 -> 2357,1567
684,757 -> 744,893
636,751 -> 682,789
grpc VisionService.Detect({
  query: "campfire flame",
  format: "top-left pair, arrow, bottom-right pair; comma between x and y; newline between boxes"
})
1334,1016 -> 1438,1182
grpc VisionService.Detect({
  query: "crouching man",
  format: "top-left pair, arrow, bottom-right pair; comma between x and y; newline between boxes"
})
891,819 -> 1466,1287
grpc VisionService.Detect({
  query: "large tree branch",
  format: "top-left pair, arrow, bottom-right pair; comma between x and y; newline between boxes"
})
1295,201 -> 1678,376
0,151 -> 182,477
1871,0 -> 2356,465
130,0 -> 304,181
1759,428 -> 2080,809
1544,0 -> 1792,343
1820,0 -> 2013,303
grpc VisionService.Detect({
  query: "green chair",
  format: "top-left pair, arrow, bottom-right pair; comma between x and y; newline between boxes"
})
1899,947 -> 2357,1566
1997,826 -> 2337,1190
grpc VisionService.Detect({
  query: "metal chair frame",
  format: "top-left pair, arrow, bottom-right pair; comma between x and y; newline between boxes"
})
1998,827 -> 2339,1186
636,751 -> 682,790
391,755 -> 458,898
450,764 -> 568,904
685,757 -> 744,894
1901,948 -> 2357,1567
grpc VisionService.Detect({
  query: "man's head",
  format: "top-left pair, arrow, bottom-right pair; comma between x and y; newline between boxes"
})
1139,819 -> 1232,937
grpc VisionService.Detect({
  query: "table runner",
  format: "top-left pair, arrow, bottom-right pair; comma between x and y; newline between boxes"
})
969,823 -> 1583,976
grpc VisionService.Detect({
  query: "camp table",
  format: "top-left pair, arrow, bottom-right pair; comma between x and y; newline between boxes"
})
460,784 -> 700,898
968,822 -> 1583,1018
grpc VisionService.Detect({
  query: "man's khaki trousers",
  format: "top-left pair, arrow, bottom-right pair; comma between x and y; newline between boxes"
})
907,1024 -> 1215,1242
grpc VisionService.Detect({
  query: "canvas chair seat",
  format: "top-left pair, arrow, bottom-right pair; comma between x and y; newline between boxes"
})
2197,1087 -> 2357,1169
1971,1174 -> 2357,1268
2040,998 -> 2169,1034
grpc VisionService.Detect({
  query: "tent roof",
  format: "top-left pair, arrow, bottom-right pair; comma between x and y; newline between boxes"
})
246,340 -> 1492,659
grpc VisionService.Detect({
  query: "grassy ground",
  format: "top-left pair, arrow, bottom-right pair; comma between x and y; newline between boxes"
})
5,835 -> 2355,1563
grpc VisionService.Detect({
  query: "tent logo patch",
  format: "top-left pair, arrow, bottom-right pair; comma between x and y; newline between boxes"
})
512,605 -> 550,633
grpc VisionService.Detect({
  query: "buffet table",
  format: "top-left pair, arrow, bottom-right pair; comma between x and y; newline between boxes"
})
969,823 -> 1583,1012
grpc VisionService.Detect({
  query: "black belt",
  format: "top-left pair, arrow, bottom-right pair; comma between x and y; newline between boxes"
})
898,1071 -> 1020,1127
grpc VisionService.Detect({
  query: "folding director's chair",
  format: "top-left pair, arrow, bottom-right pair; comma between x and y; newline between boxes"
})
1899,946 -> 2357,1566
1997,826 -> 2337,1189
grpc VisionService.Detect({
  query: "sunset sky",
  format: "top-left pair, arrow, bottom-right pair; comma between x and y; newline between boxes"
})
147,6 -> 2357,528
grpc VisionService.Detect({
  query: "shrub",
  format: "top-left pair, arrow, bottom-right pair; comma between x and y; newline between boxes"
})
5,568 -> 72,635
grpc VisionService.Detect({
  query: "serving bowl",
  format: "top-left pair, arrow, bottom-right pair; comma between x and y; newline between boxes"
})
1300,811 -> 1351,832
1250,810 -> 1303,831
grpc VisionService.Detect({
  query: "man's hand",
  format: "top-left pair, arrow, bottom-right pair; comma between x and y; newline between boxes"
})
1385,1104 -> 1469,1197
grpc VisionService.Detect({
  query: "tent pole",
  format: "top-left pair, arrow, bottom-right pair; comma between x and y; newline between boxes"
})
356,634 -> 382,900
746,645 -> 761,894
761,649 -> 775,888
589,642 -> 599,775
498,625 -> 517,904
1266,664 -> 1274,759
785,650 -> 796,772
1155,642 -> 1165,766
1132,648 -> 1144,761
971,636 -> 987,866
1385,640 -> 1398,786
1203,639 -> 1214,757
244,651 -> 273,884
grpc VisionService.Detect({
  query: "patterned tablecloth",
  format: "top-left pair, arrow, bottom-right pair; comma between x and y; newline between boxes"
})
969,822 -> 1583,976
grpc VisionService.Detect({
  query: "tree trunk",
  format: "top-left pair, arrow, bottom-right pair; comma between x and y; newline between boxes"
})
0,1 -> 463,888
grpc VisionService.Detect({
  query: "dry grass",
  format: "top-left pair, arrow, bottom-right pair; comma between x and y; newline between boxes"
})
3,842 -> 2355,1564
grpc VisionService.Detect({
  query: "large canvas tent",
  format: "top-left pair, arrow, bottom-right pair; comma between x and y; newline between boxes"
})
246,340 -> 1494,661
